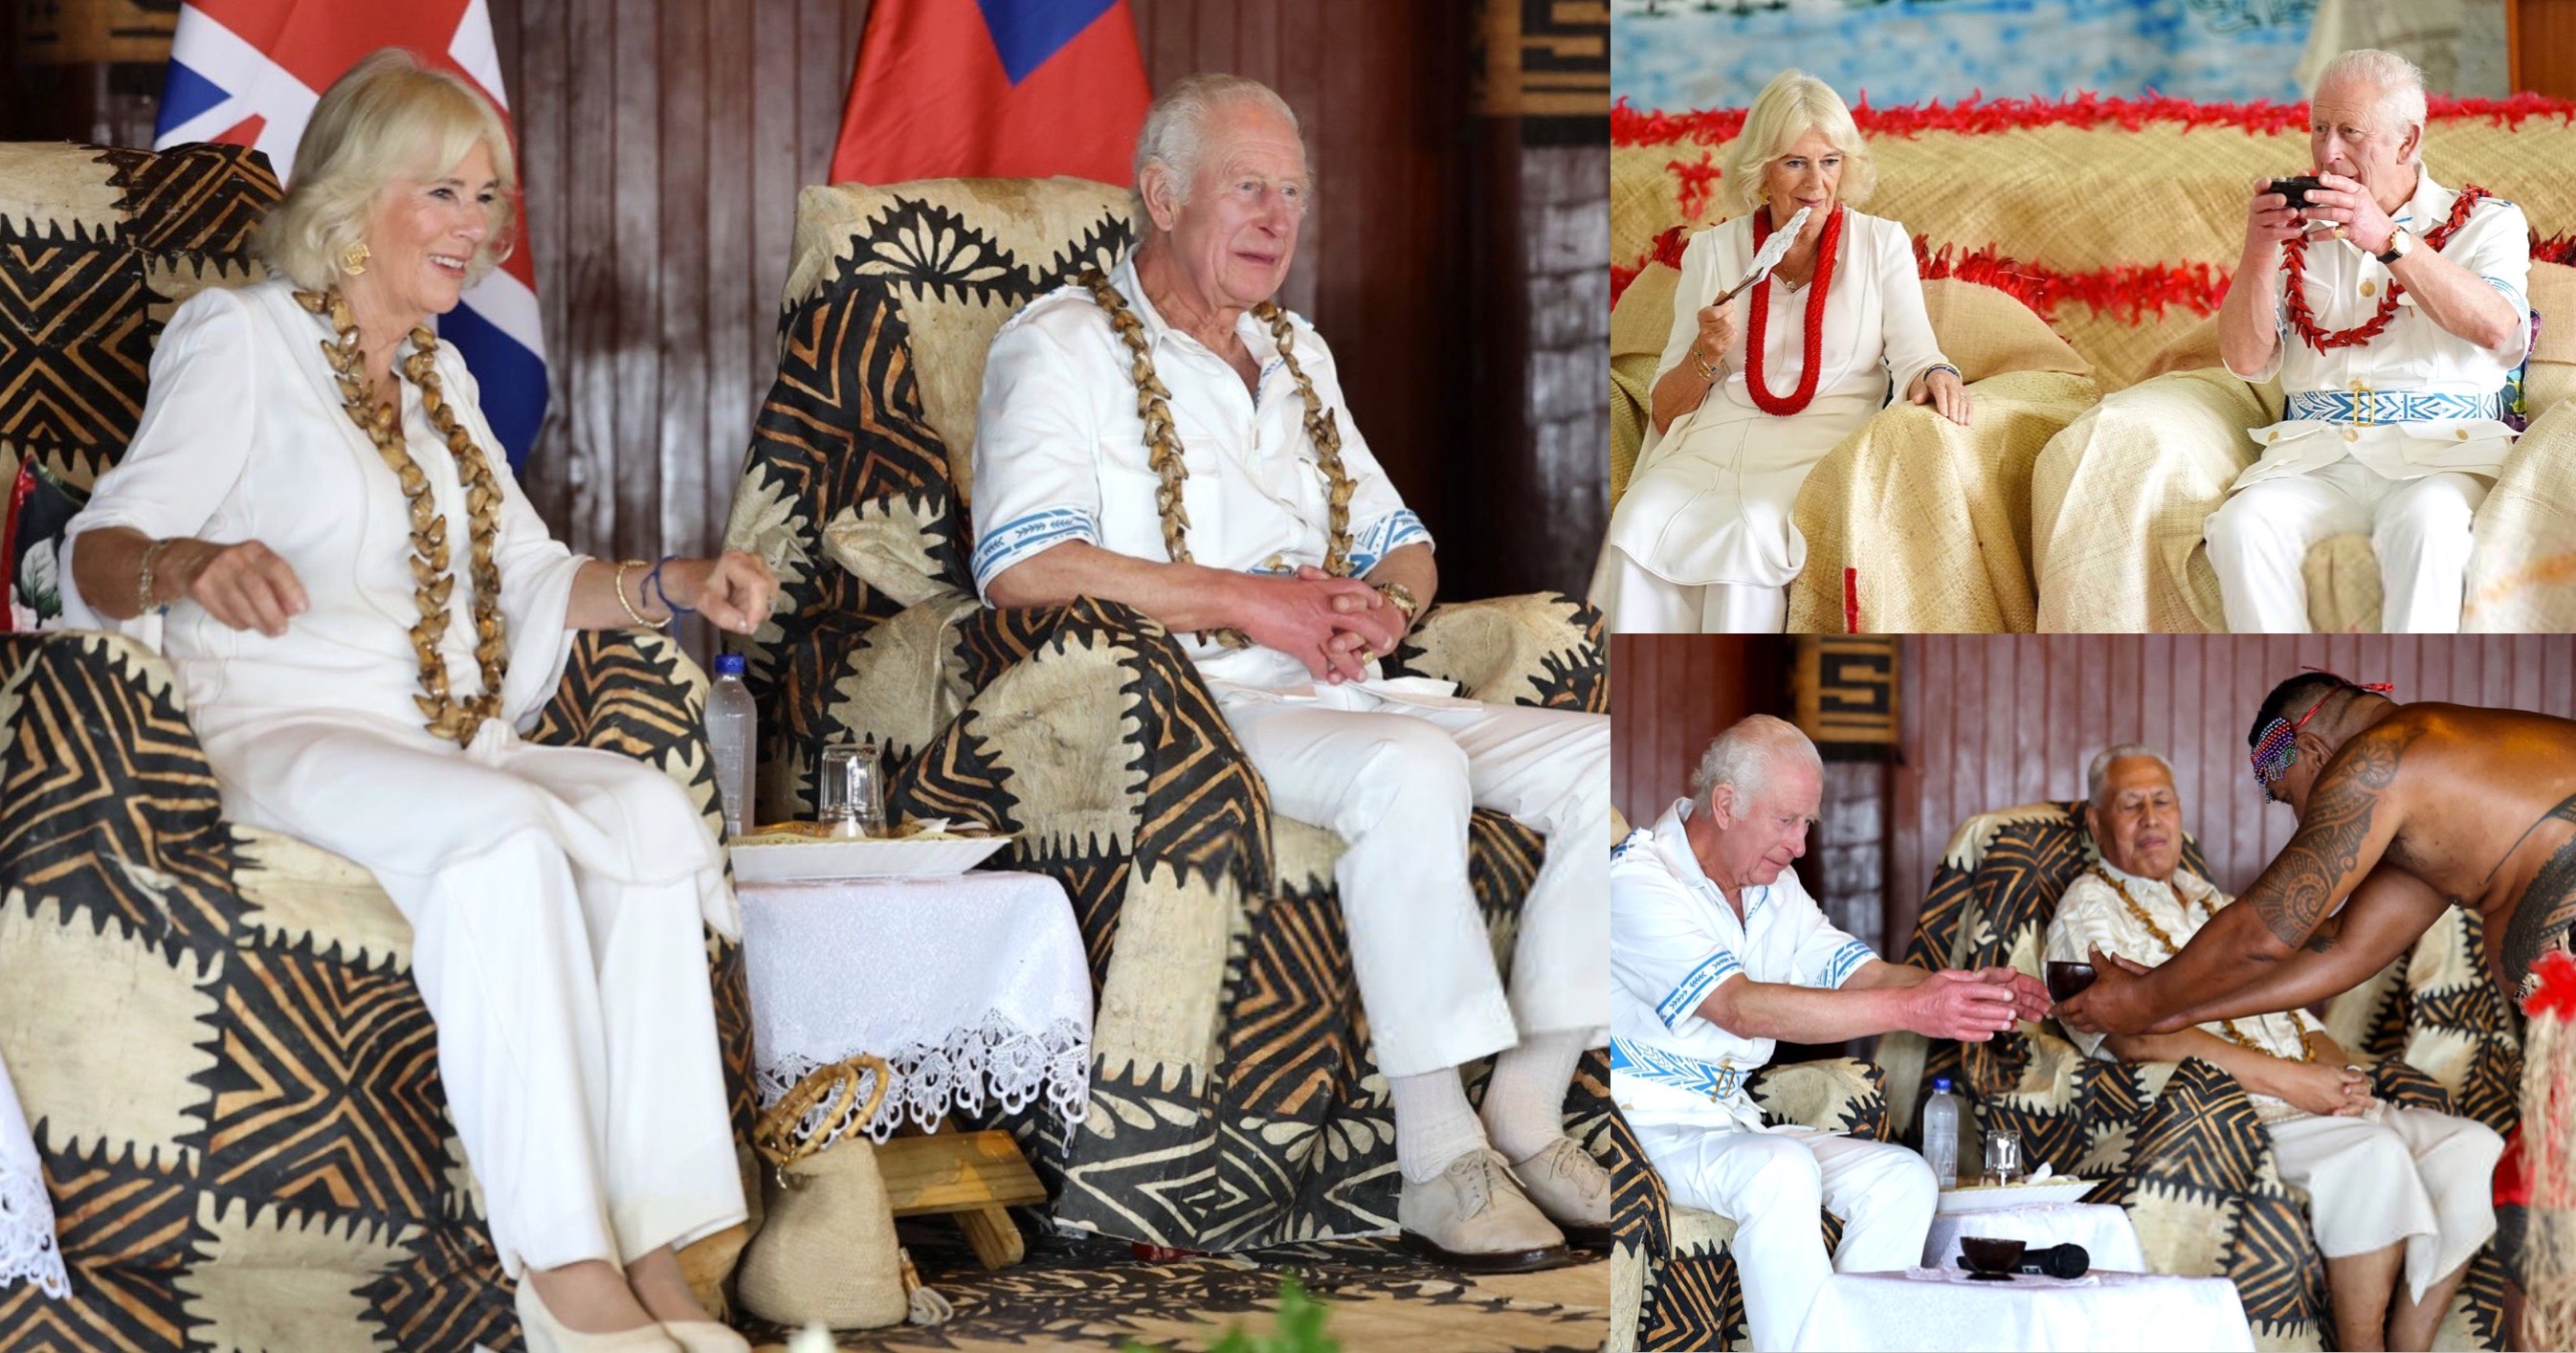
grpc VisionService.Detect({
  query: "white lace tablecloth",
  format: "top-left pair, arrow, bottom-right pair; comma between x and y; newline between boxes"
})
1791,1267 -> 2254,1352
0,1048 -> 67,1298
739,872 -> 1092,1142
1923,1202 -> 2147,1275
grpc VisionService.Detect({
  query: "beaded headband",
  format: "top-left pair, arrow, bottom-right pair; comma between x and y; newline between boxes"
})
2250,668 -> 2396,790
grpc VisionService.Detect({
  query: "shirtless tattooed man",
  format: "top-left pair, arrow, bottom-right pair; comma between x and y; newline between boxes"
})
2059,670 -> 2576,1036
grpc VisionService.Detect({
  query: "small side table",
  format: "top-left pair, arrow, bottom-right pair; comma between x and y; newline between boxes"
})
739,871 -> 1094,1268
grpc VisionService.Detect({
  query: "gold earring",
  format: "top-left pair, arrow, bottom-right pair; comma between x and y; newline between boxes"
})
1758,188 -> 1771,205
342,240 -> 371,276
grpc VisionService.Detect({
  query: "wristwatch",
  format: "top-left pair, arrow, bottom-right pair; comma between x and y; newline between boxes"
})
2376,228 -> 2414,266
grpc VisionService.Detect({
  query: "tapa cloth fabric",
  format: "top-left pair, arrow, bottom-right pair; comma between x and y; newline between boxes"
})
2046,862 -> 2501,1298
56,278 -> 745,1275
1596,210 -> 1950,631
1789,1267 -> 2256,1352
740,872 -> 1092,1142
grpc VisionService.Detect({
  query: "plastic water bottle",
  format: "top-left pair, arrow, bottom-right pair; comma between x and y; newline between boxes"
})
707,654 -> 757,838
1922,1077 -> 1961,1189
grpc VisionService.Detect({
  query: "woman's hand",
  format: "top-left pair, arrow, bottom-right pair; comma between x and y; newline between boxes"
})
171,539 -> 308,637
666,550 -> 778,635
1693,303 -> 1737,371
1906,366 -> 1971,426
2266,1059 -> 2375,1118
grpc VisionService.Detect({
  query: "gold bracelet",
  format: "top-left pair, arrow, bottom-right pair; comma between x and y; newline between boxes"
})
611,558 -> 661,629
135,537 -> 176,614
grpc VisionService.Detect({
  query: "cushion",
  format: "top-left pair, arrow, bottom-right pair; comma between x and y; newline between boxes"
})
2527,260 -> 2576,415
1919,277 -> 2090,383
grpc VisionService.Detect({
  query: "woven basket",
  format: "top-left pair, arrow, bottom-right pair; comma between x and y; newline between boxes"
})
736,1055 -> 909,1329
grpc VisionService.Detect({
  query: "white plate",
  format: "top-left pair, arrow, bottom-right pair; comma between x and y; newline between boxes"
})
1935,1178 -> 2104,1212
729,827 -> 1013,882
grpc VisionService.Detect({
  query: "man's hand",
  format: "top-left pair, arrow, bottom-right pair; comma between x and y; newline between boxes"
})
2055,945 -> 2162,1035
1297,565 -> 1405,679
1235,571 -> 1386,683
2268,1059 -> 2375,1118
1975,965 -> 2052,1024
173,538 -> 307,637
1901,968 -> 2023,1042
2246,176 -> 2307,254
2298,171 -> 2399,257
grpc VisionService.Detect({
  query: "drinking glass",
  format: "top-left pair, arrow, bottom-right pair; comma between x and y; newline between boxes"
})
1983,1125 -> 2024,1187
816,741 -> 886,836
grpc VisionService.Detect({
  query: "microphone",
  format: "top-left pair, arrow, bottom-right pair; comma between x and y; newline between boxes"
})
2015,1243 -> 2091,1278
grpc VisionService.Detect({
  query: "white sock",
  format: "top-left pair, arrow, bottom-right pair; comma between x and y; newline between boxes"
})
1480,1031 -> 1588,1164
1390,1068 -> 1490,1185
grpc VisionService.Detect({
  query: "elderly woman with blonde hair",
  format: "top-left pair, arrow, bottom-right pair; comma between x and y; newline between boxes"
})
61,50 -> 771,1353
1592,69 -> 1965,633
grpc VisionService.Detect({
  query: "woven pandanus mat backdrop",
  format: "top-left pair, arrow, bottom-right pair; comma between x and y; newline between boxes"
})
1612,96 -> 2576,391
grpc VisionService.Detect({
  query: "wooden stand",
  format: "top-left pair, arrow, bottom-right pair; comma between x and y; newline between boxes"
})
874,1123 -> 1047,1270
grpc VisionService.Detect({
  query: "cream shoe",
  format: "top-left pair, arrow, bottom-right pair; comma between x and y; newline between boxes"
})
1397,1147 -> 1574,1273
661,1320 -> 753,1353
1509,1136 -> 1612,1250
515,1280 -> 684,1353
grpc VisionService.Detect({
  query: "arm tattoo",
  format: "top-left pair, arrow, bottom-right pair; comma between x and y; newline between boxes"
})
2302,932 -> 2335,954
2254,726 -> 2417,949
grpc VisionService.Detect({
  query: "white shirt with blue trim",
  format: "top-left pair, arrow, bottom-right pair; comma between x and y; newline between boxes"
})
969,254 -> 1436,700
2229,166 -> 2532,487
1611,797 -> 1879,1130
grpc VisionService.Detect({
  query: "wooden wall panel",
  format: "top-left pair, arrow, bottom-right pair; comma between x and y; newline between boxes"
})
1887,636 -> 2576,951
1609,635 -> 1788,831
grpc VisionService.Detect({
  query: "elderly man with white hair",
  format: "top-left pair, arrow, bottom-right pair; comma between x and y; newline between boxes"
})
2046,743 -> 2500,1352
2205,48 -> 2533,633
968,75 -> 1610,1272
1612,715 -> 2049,1350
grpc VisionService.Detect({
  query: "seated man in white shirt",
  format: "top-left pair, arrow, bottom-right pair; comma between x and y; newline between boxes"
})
2047,743 -> 2500,1352
1612,715 -> 2049,1350
969,75 -> 1610,1271
2205,47 -> 2532,633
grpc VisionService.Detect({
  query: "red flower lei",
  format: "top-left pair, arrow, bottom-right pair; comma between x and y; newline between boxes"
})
2282,184 -> 2491,351
1745,204 -> 1844,416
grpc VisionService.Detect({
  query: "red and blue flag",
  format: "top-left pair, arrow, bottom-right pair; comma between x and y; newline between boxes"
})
831,0 -> 1151,187
154,0 -> 549,468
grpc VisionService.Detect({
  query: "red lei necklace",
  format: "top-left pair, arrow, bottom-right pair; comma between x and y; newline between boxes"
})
1745,204 -> 1844,416
2281,184 -> 2490,351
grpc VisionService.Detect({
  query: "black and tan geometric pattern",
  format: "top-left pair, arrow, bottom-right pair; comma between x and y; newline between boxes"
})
724,175 -> 1610,1251
0,141 -> 756,1349
1610,1058 -> 1890,1351
1887,801 -> 2518,1352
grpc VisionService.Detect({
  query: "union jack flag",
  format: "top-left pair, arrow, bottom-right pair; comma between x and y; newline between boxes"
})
154,0 -> 549,468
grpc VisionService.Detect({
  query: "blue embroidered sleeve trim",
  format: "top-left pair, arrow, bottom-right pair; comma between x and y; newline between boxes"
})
1347,508 -> 1432,575
1821,940 -> 1876,989
970,507 -> 1099,591
1656,949 -> 1743,1029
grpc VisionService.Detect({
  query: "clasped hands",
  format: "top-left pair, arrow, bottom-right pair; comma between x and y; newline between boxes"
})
1907,965 -> 2052,1042
1234,565 -> 1408,684
2249,171 -> 2398,257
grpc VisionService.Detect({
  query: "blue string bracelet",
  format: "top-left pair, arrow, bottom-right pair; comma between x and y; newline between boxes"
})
644,554 -> 695,618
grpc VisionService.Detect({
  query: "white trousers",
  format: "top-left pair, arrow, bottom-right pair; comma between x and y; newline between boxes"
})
1221,693 -> 1610,1076
2205,457 -> 2489,633
2267,1105 -> 2502,1301
211,721 -> 747,1277
1632,1120 -> 1938,1352
1589,543 -> 1788,634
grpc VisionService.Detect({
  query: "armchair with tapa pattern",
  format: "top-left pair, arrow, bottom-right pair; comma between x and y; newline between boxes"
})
0,142 -> 755,1351
1876,801 -> 2520,1351
722,176 -> 1610,1251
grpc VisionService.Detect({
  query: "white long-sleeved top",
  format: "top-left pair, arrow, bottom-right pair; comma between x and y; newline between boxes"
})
1611,798 -> 1879,1129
